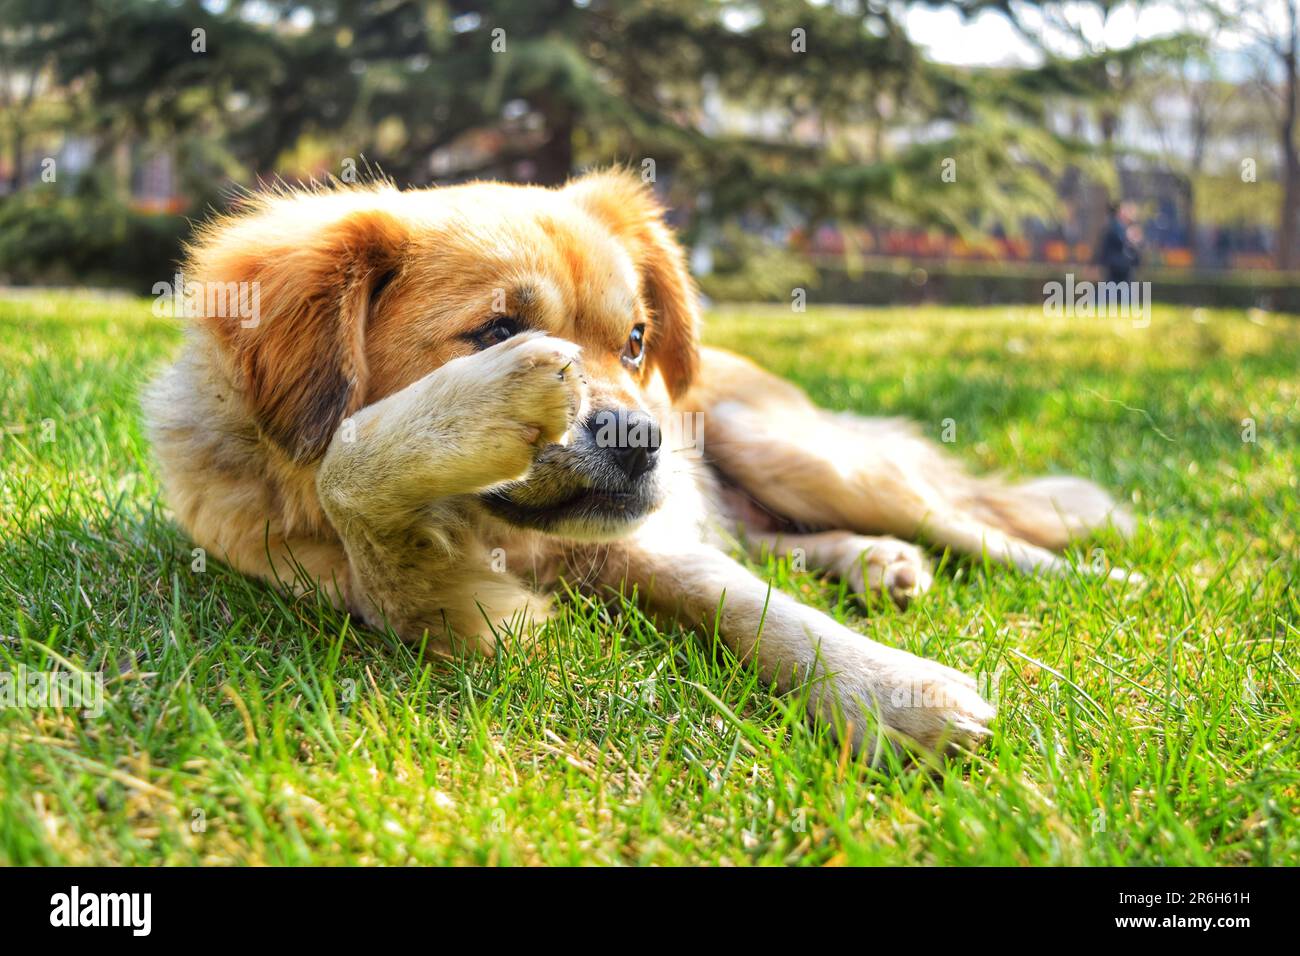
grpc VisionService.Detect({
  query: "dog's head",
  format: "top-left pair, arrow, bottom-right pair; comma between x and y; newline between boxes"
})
186,169 -> 700,539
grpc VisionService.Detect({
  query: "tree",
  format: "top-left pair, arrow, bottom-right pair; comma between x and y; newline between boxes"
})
1133,35 -> 1236,265
939,0 -> 1203,246
4,0 -> 1205,274
298,0 -> 1105,240
0,0 -> 78,190
1212,0 -> 1300,269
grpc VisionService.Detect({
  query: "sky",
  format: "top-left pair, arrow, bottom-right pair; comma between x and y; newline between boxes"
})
902,0 -> 1278,72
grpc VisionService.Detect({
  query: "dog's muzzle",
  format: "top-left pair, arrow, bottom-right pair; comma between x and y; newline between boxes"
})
478,406 -> 665,538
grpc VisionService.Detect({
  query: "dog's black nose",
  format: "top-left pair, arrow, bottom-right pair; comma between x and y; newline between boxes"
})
587,409 -> 661,482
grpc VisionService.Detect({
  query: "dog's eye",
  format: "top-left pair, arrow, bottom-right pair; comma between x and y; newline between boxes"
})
622,324 -> 646,370
469,317 -> 521,350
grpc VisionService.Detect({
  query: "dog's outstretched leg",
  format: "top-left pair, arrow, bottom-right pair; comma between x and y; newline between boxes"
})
598,539 -> 994,758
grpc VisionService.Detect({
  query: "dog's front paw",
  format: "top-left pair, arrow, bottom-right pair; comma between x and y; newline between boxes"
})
876,652 -> 994,755
434,333 -> 587,490
319,333 -> 587,509
482,332 -> 585,449
819,644 -> 994,759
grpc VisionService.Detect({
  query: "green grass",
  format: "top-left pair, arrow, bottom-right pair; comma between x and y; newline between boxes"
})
1,293 -> 1297,866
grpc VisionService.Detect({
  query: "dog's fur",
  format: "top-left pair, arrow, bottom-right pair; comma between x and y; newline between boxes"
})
145,170 -> 1134,757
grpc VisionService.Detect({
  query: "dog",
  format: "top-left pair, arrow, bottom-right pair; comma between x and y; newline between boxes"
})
145,169 -> 1134,757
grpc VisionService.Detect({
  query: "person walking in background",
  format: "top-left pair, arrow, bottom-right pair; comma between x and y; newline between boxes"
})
1096,200 -> 1142,283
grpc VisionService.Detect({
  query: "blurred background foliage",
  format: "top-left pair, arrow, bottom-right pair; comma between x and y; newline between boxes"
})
0,0 -> 1292,302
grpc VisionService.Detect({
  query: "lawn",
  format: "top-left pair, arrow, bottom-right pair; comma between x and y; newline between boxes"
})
1,293 -> 1297,866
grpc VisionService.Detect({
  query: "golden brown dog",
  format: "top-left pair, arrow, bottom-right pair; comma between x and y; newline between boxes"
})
145,169 -> 1134,757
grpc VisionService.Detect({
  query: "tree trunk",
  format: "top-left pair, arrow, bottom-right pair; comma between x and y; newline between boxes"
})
10,123 -> 23,191
1278,2 -> 1300,271
532,106 -> 573,186
1188,101 -> 1209,269
1280,133 -> 1299,271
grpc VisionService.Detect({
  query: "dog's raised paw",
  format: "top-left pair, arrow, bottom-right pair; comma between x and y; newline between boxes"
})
491,333 -> 587,446
436,332 -> 588,485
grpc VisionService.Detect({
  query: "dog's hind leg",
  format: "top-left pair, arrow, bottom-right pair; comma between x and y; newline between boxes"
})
744,530 -> 935,607
688,347 -> 1134,578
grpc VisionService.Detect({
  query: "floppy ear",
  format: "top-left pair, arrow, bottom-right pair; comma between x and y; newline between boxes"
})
184,195 -> 406,462
564,170 -> 701,401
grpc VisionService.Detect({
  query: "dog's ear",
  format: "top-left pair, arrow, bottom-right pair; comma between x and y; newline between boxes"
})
564,170 -> 700,401
185,195 -> 406,462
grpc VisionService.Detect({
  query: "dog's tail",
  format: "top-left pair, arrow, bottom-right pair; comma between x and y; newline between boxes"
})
958,474 -> 1135,552
825,411 -> 1135,552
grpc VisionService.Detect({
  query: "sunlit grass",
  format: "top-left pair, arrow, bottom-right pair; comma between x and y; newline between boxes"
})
1,294 -> 1297,865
